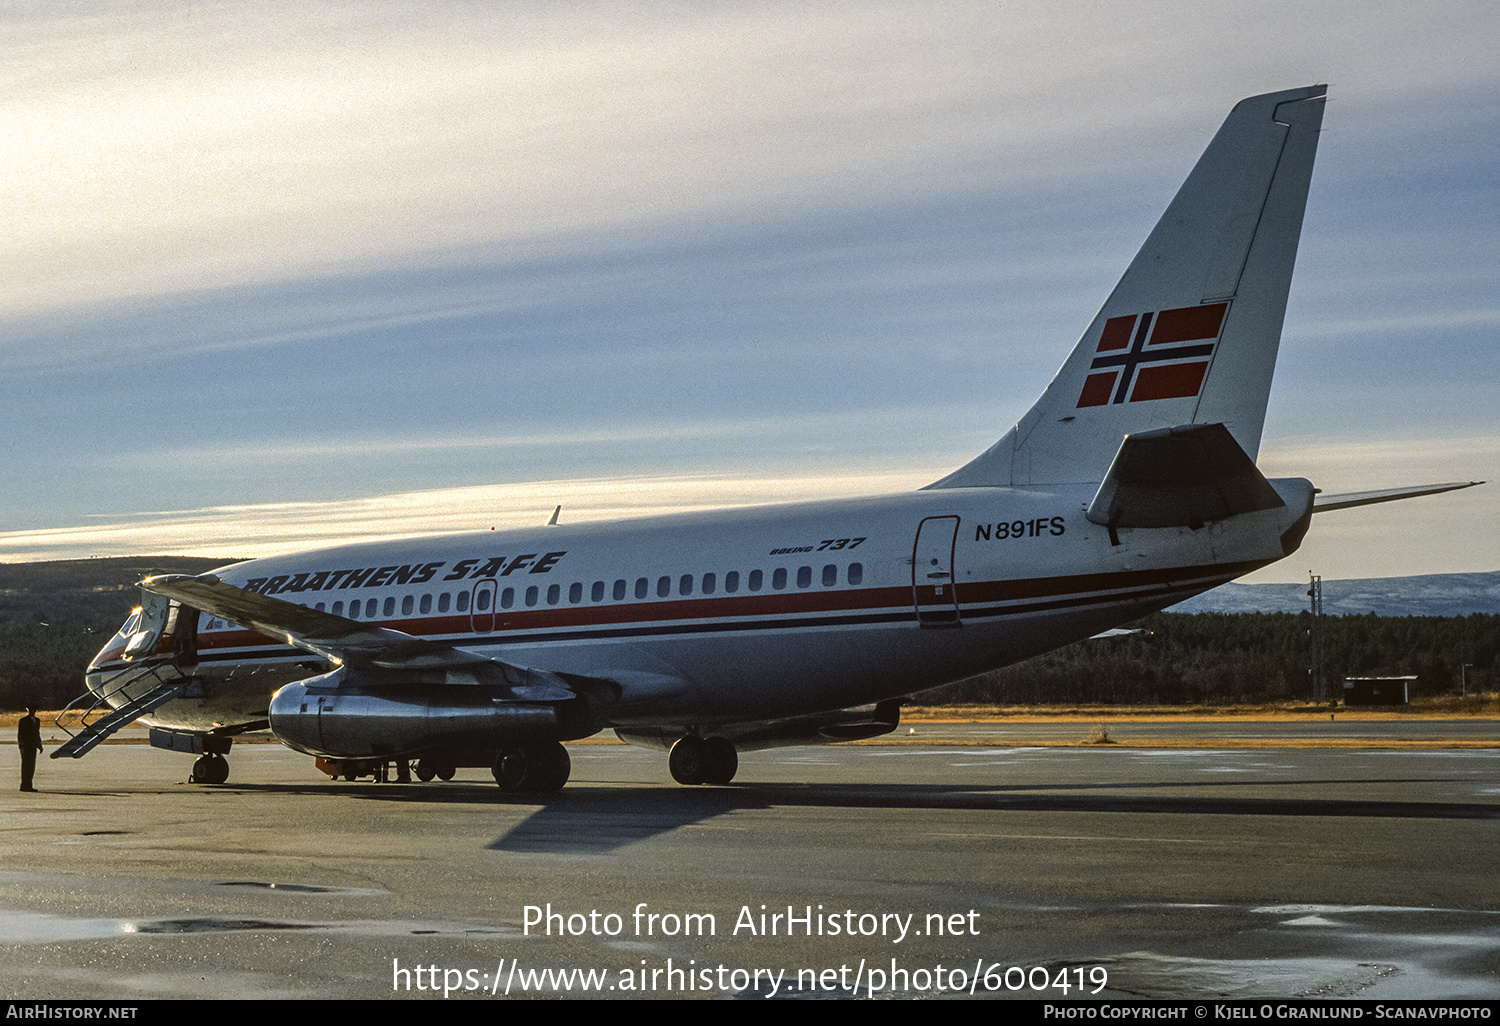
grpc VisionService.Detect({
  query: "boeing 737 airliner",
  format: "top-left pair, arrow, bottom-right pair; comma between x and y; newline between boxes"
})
62,86 -> 1479,789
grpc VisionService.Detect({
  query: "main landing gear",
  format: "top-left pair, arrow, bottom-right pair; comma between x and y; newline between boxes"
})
413,760 -> 456,782
190,753 -> 229,785
668,736 -> 737,785
492,742 -> 571,793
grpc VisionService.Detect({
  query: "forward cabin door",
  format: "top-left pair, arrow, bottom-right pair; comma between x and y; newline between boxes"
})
912,516 -> 961,627
123,590 -> 197,667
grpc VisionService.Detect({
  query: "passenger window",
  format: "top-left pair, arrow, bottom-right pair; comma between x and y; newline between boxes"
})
592,581 -> 605,602
438,593 -> 450,612
797,566 -> 812,588
657,576 -> 671,598
501,588 -> 515,609
525,586 -> 539,607
635,577 -> 649,599
315,602 -> 325,611
679,574 -> 693,596
547,584 -> 560,605
725,571 -> 740,593
419,594 -> 432,614
402,595 -> 414,615
570,582 -> 584,604
457,591 -> 470,613
614,579 -> 627,601
702,572 -> 716,595
748,570 -> 762,592
475,591 -> 491,612
772,568 -> 787,590
848,562 -> 863,586
333,601 -> 345,616
822,564 -> 837,587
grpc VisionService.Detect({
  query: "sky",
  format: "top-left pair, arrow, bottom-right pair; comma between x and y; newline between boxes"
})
1,0 -> 1496,584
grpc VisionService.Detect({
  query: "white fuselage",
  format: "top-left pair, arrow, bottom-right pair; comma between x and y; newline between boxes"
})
75,88 -> 1341,788
88,480 -> 1314,740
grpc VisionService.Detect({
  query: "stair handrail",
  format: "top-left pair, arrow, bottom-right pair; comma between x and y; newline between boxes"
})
53,656 -> 178,739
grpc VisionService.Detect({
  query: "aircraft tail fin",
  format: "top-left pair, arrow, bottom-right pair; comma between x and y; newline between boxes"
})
929,85 -> 1327,489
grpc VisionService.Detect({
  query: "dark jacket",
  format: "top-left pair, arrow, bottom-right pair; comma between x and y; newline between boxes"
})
18,715 -> 41,752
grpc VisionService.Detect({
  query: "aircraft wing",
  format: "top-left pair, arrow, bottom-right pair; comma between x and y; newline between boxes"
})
142,573 -> 627,705
1313,481 -> 1483,513
141,573 -> 495,670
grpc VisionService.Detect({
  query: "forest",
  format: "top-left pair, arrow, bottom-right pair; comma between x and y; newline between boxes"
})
925,609 -> 1497,706
1,557 -> 1495,711
0,556 -> 226,711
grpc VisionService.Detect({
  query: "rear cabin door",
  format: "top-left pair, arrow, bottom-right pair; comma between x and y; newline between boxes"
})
912,516 -> 961,627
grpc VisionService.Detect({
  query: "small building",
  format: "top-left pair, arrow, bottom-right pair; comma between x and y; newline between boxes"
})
1342,676 -> 1415,706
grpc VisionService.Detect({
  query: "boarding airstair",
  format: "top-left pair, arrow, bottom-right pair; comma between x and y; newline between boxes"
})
51,659 -> 187,760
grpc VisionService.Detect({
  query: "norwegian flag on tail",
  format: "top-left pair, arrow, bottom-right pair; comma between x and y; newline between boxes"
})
1076,302 -> 1229,407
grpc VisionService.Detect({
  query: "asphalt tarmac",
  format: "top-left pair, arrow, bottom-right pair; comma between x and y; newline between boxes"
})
2,720 -> 1497,1001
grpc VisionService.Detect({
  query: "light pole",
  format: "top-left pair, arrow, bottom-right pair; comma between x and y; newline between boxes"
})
1307,573 -> 1323,704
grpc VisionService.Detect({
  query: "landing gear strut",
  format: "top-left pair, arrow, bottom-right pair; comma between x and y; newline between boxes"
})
190,752 -> 229,785
492,742 -> 571,793
668,736 -> 737,785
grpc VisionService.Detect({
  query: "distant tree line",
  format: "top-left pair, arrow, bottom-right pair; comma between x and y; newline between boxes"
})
0,557 -> 228,711
2,558 -> 1496,710
928,610 -> 1498,706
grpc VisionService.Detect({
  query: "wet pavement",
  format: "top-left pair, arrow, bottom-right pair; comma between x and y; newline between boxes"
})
2,733 -> 1496,999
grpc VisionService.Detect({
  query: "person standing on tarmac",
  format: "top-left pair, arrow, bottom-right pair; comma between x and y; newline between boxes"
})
18,705 -> 42,792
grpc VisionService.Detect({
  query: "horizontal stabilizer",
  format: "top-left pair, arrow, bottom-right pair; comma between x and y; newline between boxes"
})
1086,422 -> 1285,531
1313,481 -> 1484,513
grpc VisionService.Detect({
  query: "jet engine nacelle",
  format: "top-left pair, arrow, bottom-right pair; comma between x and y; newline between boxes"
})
268,667 -> 595,760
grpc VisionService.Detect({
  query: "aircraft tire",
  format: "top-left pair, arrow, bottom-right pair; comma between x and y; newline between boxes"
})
493,744 -> 571,792
702,737 -> 738,785
668,736 -> 707,785
414,761 -> 436,782
526,743 -> 571,792
493,749 -> 529,791
192,753 -> 229,785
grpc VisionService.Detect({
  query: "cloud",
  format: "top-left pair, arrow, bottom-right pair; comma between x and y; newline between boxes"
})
1242,435 -> 1499,583
2,1 -> 1496,587
9,1 -> 1494,319
0,469 -> 929,563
